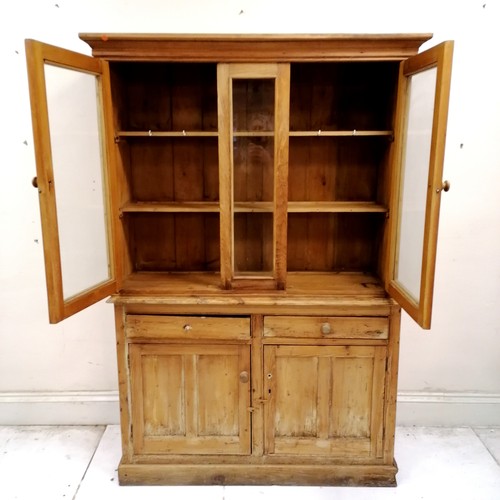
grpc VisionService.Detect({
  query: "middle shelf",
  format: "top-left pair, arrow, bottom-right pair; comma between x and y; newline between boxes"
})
120,201 -> 388,214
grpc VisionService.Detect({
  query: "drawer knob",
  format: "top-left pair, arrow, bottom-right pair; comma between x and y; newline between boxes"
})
320,322 -> 332,335
239,371 -> 249,383
183,324 -> 192,332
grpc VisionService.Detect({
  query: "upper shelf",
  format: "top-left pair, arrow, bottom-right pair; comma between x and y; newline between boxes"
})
116,130 -> 393,139
117,131 -> 218,138
289,130 -> 393,138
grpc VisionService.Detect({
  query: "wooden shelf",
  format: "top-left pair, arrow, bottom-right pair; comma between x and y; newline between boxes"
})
117,130 -> 218,138
289,130 -> 393,137
121,201 -> 388,214
288,202 -> 388,213
121,201 -> 220,213
121,202 -> 273,213
234,131 -> 392,138
233,131 -> 275,137
234,201 -> 273,213
117,271 -> 387,298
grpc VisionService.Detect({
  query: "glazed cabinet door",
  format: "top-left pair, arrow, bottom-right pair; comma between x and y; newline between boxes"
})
263,345 -> 386,459
387,41 -> 454,328
25,40 -> 116,323
217,64 -> 290,289
129,343 -> 251,455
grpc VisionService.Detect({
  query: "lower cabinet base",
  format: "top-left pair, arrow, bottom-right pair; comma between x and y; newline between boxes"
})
117,305 -> 402,488
118,461 -> 398,487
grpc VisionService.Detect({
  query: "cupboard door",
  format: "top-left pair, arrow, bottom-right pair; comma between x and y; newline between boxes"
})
263,345 -> 386,459
218,64 -> 290,289
25,40 -> 116,323
387,41 -> 454,329
130,344 -> 251,455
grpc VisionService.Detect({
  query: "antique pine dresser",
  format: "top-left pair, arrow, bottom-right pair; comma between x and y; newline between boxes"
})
26,33 -> 453,486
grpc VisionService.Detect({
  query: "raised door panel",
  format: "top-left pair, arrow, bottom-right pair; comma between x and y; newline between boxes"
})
264,345 -> 386,459
130,344 -> 251,455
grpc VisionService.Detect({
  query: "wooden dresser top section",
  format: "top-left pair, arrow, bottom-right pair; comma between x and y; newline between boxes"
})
79,33 -> 432,61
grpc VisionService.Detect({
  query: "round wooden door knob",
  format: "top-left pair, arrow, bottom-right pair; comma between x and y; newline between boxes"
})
320,322 -> 332,335
239,371 -> 249,383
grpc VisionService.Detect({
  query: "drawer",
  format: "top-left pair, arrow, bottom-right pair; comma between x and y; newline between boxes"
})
125,315 -> 250,340
263,316 -> 388,340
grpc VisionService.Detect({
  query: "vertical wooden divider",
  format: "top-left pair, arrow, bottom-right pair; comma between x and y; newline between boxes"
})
217,64 -> 233,288
251,315 -> 264,456
317,356 -> 331,440
114,305 -> 132,461
25,40 -> 64,322
184,353 -> 198,439
100,61 -> 122,288
372,347 -> 387,458
238,344 -> 252,454
383,305 -> 401,464
129,344 -> 145,455
274,64 -> 290,289
263,345 -> 276,455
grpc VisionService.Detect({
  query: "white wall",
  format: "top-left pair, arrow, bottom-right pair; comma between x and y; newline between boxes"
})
1,0 -> 499,425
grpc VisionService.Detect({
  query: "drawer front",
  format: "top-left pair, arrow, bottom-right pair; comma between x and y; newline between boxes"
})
263,316 -> 388,340
126,315 -> 250,340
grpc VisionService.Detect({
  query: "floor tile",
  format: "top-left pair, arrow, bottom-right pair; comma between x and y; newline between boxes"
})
223,428 -> 500,500
393,427 -> 500,499
474,427 -> 500,465
8,425 -> 498,500
75,425 -> 225,500
0,425 -> 104,500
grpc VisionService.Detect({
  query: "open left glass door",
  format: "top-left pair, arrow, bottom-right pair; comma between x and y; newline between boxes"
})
26,40 -> 116,323
387,41 -> 453,329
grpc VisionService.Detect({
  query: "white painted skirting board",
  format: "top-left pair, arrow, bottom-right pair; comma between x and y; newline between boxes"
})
0,390 -> 499,426
0,391 -> 120,425
396,391 -> 500,426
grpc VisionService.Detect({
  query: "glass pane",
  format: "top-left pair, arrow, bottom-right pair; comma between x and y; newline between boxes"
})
45,64 -> 110,300
233,79 -> 274,132
233,135 -> 274,274
234,213 -> 273,273
232,78 -> 275,276
233,137 -> 274,202
395,67 -> 437,302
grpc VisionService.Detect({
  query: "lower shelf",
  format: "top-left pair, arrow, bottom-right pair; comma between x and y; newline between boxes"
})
119,271 -> 386,296
118,460 -> 398,487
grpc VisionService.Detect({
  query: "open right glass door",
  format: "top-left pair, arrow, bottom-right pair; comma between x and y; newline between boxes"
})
387,41 -> 453,329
